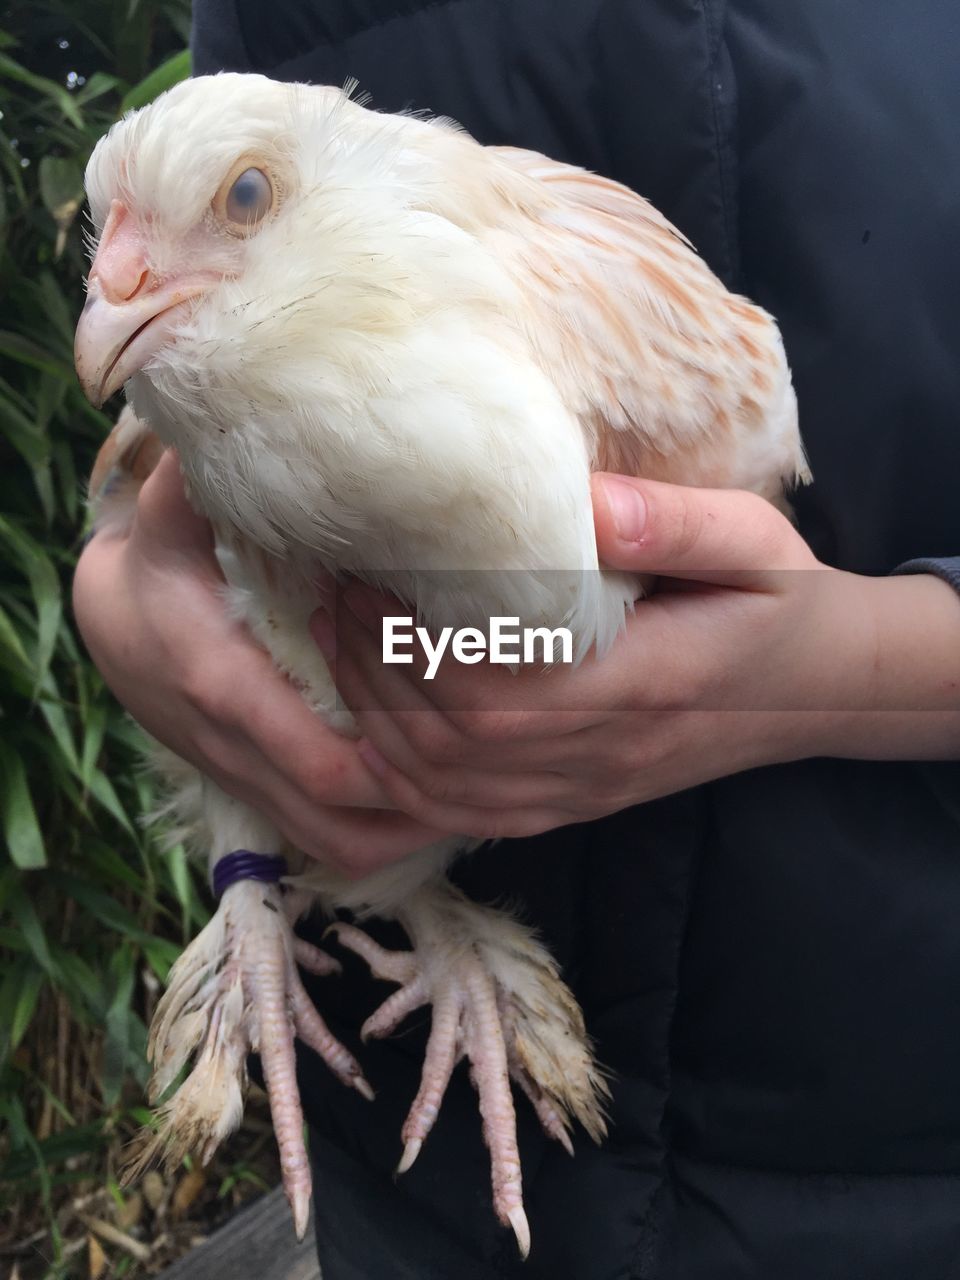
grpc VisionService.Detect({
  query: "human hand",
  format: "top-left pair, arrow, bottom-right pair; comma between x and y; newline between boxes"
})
316,475 -> 960,839
73,450 -> 444,876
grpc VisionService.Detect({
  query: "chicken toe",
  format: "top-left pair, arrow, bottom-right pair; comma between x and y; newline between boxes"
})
328,884 -> 609,1259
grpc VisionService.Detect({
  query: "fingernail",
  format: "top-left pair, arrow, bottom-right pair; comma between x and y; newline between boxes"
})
601,477 -> 648,542
311,610 -> 337,660
357,739 -> 387,777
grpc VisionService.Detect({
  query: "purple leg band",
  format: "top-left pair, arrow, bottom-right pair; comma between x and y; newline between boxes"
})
213,850 -> 288,900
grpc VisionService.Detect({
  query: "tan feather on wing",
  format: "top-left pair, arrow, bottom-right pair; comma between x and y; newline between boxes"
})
487,149 -> 807,499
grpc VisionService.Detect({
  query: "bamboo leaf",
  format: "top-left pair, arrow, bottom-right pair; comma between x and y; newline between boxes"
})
0,1118 -> 108,1181
53,950 -> 103,1013
5,883 -> 56,973
0,329 -> 75,379
0,390 -> 50,469
52,873 -> 154,944
120,48 -> 191,113
10,964 -> 45,1049
37,274 -> 78,353
0,744 -> 47,869
0,53 -> 84,128
84,837 -> 147,895
0,513 -> 63,685
80,702 -> 107,787
87,768 -> 137,835
75,72 -> 121,107
0,129 -> 26,205
38,156 -> 84,242
0,602 -> 32,674
142,936 -> 181,983
164,841 -> 192,915
53,436 -> 80,522
103,948 -> 150,1101
37,686 -> 80,776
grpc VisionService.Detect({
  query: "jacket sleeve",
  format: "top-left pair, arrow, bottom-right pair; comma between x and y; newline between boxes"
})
893,557 -> 960,596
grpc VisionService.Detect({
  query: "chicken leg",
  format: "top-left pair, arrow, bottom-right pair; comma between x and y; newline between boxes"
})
329,879 -> 609,1258
125,877 -> 372,1238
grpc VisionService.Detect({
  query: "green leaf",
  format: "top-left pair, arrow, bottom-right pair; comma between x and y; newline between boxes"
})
0,53 -> 84,129
163,4 -> 194,44
142,936 -> 181,982
87,768 -> 137,835
38,156 -> 84,231
0,603 -> 32,674
37,275 -> 79,355
0,513 -> 63,686
52,436 -> 80,523
10,965 -> 45,1050
52,873 -> 153,944
5,884 -> 55,973
25,1075 -> 76,1128
0,130 -> 26,206
0,389 -> 51,470
37,679 -> 80,776
80,702 -> 107,787
53,951 -> 102,1013
84,837 -> 147,896
0,1116 -> 107,1181
102,948 -> 149,1101
75,72 -> 121,108
0,330 -> 74,380
120,48 -> 191,113
164,841 -> 192,914
0,963 -> 26,1064
0,744 -> 46,869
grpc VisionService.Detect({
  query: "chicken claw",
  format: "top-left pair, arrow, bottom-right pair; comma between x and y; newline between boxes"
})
328,885 -> 609,1259
125,879 -> 372,1239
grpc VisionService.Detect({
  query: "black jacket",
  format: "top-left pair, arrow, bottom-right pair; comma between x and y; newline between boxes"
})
193,3 -> 960,1277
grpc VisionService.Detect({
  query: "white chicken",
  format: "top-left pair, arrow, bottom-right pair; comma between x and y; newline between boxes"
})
75,73 -> 807,1257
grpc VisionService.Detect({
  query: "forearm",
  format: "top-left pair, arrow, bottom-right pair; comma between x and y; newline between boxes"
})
805,571 -> 960,762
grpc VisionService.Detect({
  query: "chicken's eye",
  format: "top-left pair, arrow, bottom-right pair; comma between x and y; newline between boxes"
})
224,168 -> 273,227
213,162 -> 276,235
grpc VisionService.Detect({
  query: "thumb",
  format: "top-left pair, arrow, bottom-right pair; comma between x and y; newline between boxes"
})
591,473 -> 813,588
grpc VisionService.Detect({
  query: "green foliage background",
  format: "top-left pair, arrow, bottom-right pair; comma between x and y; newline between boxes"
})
0,2 -> 213,1265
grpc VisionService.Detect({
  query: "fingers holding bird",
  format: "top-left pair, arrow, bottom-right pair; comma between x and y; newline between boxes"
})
311,579 -> 638,837
312,476 -> 851,839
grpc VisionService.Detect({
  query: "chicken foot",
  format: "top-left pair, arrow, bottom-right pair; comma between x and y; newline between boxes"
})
125,878 -> 372,1238
328,880 -> 609,1259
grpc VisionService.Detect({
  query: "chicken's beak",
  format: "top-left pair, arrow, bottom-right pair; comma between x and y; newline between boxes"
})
74,199 -> 214,407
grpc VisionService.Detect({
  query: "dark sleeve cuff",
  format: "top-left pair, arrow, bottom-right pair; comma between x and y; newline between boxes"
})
891,557 -> 960,595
